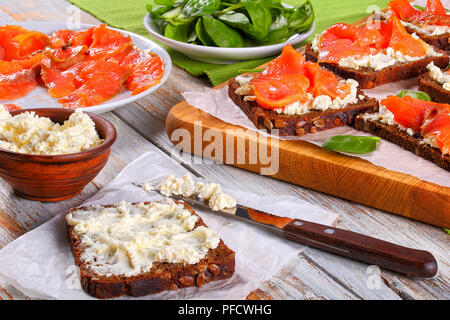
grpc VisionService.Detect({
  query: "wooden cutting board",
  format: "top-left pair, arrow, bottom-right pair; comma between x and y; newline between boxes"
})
165,12 -> 449,229
166,95 -> 449,228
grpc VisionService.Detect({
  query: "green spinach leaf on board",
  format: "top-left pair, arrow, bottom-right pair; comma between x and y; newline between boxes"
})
322,135 -> 381,154
397,90 -> 431,101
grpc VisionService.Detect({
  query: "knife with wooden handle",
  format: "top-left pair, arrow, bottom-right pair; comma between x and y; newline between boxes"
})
135,184 -> 438,278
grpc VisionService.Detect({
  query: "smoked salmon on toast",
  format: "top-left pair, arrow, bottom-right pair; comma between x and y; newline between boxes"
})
228,44 -> 379,137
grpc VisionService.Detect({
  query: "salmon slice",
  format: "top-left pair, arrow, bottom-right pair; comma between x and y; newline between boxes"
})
388,0 -> 424,21
41,58 -> 77,98
0,30 -> 20,61
381,95 -> 449,132
58,60 -> 129,108
318,24 -> 375,63
251,74 -> 310,109
0,26 -> 49,61
116,48 -> 164,95
87,25 -> 132,60
0,60 -> 39,99
3,104 -> 21,111
421,113 -> 450,155
49,28 -> 93,49
14,31 -> 50,58
250,45 -> 311,109
258,44 -> 307,76
303,61 -> 343,99
46,45 -> 89,69
389,16 -> 427,57
389,0 -> 449,26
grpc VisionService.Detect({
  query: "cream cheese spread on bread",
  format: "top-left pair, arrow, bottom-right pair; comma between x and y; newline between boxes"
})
66,199 -> 220,276
312,31 -> 443,71
0,106 -> 103,155
156,173 -> 237,211
427,62 -> 450,91
362,105 -> 415,136
274,79 -> 360,115
337,45 -> 441,71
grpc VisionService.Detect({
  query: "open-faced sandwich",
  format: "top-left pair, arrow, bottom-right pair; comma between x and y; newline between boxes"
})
387,0 -> 449,50
66,199 -> 235,299
419,62 -> 450,104
228,44 -> 378,137
354,95 -> 450,170
305,15 -> 449,88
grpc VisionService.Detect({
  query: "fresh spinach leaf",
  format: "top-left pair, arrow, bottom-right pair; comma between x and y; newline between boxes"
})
287,0 -> 314,33
264,10 -> 289,44
183,0 -> 221,17
161,5 -> 196,25
164,22 -> 193,42
322,135 -> 381,154
195,17 -> 215,46
240,0 -> 273,40
397,90 -> 431,101
203,15 -> 248,47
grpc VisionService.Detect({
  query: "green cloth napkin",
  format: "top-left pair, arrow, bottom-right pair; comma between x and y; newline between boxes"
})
69,0 -> 388,85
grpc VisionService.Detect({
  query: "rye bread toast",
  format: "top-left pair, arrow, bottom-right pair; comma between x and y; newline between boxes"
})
354,115 -> 450,170
67,201 -> 235,299
305,43 -> 449,89
228,77 -> 379,136
418,71 -> 450,104
403,25 -> 449,51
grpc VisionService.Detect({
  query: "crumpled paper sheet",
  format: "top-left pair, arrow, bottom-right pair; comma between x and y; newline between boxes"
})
182,77 -> 450,187
0,151 -> 337,300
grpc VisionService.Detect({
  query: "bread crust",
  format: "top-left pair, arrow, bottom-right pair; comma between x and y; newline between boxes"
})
418,71 -> 450,104
354,116 -> 450,171
67,201 -> 235,299
304,43 -> 450,89
228,78 -> 379,136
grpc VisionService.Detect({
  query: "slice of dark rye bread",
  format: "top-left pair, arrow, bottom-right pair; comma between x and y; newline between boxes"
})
403,26 -> 449,51
228,77 -> 379,136
354,116 -> 450,171
419,71 -> 450,104
305,43 -> 449,89
67,201 -> 235,299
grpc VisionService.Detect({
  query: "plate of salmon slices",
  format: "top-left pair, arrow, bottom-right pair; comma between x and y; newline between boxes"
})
0,21 -> 171,113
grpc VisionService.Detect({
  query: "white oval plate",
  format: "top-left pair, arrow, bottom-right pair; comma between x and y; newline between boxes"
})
144,13 -> 315,64
0,21 -> 172,114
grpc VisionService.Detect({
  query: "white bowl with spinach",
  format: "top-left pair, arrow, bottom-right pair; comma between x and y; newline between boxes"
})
144,0 -> 315,64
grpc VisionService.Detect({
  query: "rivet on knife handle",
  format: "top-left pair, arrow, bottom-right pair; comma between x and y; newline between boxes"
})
283,219 -> 438,278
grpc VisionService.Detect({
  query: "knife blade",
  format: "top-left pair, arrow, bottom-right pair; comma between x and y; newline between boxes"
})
135,183 -> 438,278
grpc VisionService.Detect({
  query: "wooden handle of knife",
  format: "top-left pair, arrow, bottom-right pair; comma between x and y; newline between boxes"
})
283,219 -> 438,278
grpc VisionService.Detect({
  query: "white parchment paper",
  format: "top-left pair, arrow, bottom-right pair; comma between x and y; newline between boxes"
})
0,151 -> 337,300
182,77 -> 450,187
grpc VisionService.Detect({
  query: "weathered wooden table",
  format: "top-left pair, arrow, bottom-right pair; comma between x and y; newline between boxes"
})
0,0 -> 448,300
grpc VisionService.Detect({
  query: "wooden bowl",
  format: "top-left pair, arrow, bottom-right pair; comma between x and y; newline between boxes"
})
0,108 -> 117,202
